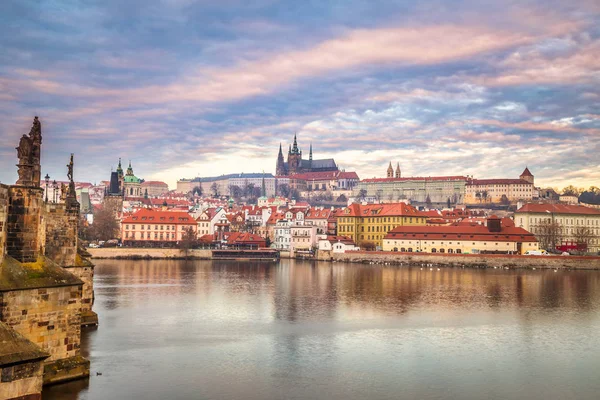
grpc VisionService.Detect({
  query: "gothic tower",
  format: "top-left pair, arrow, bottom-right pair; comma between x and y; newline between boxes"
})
387,162 -> 393,178
395,163 -> 401,178
276,143 -> 286,176
287,133 -> 303,175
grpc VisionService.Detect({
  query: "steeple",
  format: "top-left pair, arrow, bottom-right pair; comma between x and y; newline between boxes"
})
395,163 -> 401,178
276,143 -> 286,176
309,143 -> 313,161
126,160 -> 133,176
387,162 -> 393,178
116,158 -> 124,178
292,133 -> 300,154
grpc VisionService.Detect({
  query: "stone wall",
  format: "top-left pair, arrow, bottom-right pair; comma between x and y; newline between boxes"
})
0,286 -> 82,362
88,247 -> 212,259
0,361 -> 44,400
5,187 -> 43,263
0,184 -> 8,262
43,203 -> 78,267
64,262 -> 94,314
332,251 -> 600,269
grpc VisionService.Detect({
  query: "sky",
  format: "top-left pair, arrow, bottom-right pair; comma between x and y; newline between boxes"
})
1,0 -> 599,190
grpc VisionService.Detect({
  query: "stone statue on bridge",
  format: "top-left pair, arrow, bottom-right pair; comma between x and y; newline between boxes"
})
16,116 -> 42,187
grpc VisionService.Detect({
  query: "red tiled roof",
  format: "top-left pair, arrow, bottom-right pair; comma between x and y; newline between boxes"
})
305,208 -> 332,219
122,208 -> 196,224
323,235 -> 356,245
222,232 -> 266,245
362,176 -> 468,183
468,179 -> 531,185
516,203 -> 600,215
342,202 -> 422,217
521,167 -> 533,177
290,171 -> 359,181
385,224 -> 537,242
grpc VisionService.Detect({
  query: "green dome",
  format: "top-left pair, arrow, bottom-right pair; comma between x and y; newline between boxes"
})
124,175 -> 141,184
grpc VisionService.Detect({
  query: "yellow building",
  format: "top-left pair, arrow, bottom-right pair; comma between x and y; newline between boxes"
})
337,202 -> 426,248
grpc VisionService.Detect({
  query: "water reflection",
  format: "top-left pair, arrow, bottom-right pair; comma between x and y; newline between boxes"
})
43,260 -> 600,400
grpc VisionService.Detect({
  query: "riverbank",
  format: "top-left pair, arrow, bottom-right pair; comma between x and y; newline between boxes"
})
88,248 -> 600,269
88,248 -> 212,259
331,251 -> 600,270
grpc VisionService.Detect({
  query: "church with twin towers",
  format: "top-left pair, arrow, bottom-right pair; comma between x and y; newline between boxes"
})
276,134 -> 339,176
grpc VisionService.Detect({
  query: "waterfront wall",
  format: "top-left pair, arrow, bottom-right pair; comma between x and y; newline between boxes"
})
0,285 -> 82,362
332,251 -> 600,269
88,247 -> 212,259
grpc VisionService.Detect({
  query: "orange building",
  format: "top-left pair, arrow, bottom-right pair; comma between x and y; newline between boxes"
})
121,208 -> 197,247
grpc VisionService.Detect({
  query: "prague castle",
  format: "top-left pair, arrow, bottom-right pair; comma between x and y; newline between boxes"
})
276,134 -> 338,176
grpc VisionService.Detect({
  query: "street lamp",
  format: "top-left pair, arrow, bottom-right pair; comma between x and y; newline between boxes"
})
44,174 -> 50,202
52,180 -> 58,203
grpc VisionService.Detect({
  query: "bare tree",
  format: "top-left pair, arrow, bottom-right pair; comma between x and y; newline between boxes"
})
89,205 -> 120,241
482,190 -> 489,203
210,182 -> 219,197
532,219 -> 563,251
574,226 -> 594,252
358,189 -> 367,202
179,227 -> 198,258
425,194 -> 432,209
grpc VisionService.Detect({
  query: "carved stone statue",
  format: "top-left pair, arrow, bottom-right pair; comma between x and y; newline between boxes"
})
17,134 -> 32,163
60,183 -> 68,201
67,154 -> 74,184
16,116 -> 42,186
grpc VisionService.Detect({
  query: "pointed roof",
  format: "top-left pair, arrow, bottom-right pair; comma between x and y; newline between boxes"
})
292,133 -> 300,154
520,167 -> 533,177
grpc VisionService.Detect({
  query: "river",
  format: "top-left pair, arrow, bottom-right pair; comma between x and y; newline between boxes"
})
43,259 -> 600,400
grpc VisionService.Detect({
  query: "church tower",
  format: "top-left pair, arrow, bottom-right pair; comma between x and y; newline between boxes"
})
395,163 -> 401,178
287,133 -> 303,175
520,167 -> 534,185
387,162 -> 393,178
276,143 -> 286,176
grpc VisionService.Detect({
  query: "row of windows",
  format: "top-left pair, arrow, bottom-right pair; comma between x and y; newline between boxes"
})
339,217 -> 423,223
125,224 -> 178,231
527,217 -> 600,226
125,232 -> 177,239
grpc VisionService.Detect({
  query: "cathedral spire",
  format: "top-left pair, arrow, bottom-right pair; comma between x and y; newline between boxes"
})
395,163 -> 401,178
292,133 -> 299,154
387,162 -> 393,178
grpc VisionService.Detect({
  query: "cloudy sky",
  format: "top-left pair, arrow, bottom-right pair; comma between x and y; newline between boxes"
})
1,0 -> 599,189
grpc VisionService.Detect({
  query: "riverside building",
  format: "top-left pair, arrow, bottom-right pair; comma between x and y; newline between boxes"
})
337,202 -> 426,248
383,216 -> 539,254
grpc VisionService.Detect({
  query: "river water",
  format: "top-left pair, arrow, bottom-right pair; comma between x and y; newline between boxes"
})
43,259 -> 600,400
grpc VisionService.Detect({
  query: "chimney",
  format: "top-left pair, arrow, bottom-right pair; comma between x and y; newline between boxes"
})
487,215 -> 501,232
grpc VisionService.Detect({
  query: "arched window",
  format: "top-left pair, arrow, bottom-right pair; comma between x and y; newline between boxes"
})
440,248 -> 445,253
408,248 -> 413,252
456,249 -> 462,254
431,248 -> 437,253
401,248 -> 406,252
448,249 -> 453,253
393,247 -> 398,252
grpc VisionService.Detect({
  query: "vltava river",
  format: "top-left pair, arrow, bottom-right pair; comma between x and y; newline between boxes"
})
43,259 -> 600,400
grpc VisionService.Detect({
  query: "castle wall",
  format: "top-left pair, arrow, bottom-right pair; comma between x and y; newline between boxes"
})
0,184 -> 8,262
0,285 -> 83,362
6,187 -> 43,263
